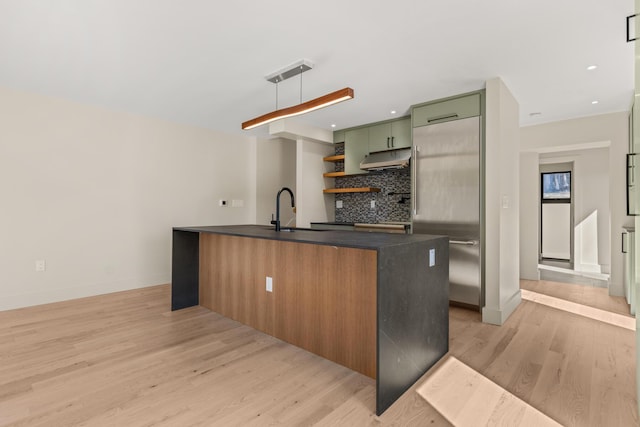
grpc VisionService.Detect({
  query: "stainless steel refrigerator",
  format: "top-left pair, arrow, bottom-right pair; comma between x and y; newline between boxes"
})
412,116 -> 482,307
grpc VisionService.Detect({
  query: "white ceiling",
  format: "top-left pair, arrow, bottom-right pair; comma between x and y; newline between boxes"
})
0,1 -> 634,138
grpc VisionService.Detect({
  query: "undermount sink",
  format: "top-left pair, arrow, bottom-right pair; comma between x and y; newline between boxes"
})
278,226 -> 326,232
259,225 -> 325,232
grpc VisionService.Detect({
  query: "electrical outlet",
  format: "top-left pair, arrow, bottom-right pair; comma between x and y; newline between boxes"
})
231,199 -> 244,208
370,200 -> 376,209
266,276 -> 273,292
502,195 -> 509,209
35,260 -> 46,272
336,200 -> 343,209
429,249 -> 436,267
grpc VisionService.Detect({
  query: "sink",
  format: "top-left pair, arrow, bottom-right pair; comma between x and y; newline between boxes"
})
279,226 -> 326,232
258,225 -> 325,232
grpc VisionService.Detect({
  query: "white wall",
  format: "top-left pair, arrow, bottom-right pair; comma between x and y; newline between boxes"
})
521,112 -> 628,296
574,148 -> 611,273
295,138 -> 334,227
483,77 -> 521,325
0,86 -> 255,311
255,137 -> 296,226
519,152 -> 540,279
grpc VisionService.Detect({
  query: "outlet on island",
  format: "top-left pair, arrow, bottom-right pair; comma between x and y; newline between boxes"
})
266,276 -> 273,292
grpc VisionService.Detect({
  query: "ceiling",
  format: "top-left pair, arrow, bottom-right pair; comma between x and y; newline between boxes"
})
0,1 -> 634,138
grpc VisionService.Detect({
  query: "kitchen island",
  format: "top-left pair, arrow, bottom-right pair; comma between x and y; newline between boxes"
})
171,225 -> 448,415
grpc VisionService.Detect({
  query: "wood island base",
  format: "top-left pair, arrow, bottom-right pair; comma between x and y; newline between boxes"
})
172,225 -> 449,415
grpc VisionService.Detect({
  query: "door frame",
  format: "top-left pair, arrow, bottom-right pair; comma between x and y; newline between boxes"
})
539,162 -> 574,268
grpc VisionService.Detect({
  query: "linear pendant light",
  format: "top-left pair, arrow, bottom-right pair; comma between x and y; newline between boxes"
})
242,87 -> 354,130
242,59 -> 354,130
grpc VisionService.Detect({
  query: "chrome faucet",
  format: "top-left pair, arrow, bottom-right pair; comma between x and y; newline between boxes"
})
271,187 -> 295,231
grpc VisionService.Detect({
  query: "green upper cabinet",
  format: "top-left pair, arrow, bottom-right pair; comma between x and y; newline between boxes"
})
368,123 -> 390,152
333,129 -> 345,144
368,117 -> 411,152
391,118 -> 411,149
633,98 -> 640,153
344,127 -> 369,175
412,93 -> 481,127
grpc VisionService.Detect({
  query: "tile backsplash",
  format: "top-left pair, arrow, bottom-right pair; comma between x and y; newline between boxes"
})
332,143 -> 411,223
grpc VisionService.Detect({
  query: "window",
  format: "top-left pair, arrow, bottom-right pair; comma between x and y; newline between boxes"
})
541,171 -> 571,202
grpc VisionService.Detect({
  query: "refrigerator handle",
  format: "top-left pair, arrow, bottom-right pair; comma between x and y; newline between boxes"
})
413,145 -> 419,215
450,240 -> 479,246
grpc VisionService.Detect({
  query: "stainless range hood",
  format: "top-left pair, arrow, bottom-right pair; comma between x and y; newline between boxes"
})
359,148 -> 411,171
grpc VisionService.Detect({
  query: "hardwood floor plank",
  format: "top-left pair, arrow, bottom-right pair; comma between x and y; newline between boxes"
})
0,280 -> 637,426
416,356 -> 561,426
529,349 -> 565,412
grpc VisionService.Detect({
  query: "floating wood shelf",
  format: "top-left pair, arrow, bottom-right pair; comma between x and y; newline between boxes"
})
323,154 -> 345,162
323,171 -> 346,178
323,187 -> 381,194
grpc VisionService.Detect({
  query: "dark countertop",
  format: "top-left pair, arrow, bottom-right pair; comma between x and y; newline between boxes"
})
174,224 -> 443,250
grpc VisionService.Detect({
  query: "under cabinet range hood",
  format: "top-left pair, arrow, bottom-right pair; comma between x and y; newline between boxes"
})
359,148 -> 411,171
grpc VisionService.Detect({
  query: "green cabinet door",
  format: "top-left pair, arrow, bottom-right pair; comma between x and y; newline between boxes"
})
344,127 -> 369,175
368,117 -> 411,153
368,123 -> 392,153
390,117 -> 411,149
629,94 -> 640,153
413,93 -> 481,127
333,130 -> 345,144
631,107 -> 635,154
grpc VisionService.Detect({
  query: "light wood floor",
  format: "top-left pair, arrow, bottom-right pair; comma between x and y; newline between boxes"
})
0,280 -> 636,426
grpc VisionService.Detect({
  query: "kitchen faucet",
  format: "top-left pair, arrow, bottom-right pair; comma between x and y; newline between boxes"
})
271,187 -> 295,231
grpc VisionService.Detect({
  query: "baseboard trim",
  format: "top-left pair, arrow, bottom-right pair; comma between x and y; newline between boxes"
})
574,263 -> 603,274
0,278 -> 167,312
482,290 -> 522,326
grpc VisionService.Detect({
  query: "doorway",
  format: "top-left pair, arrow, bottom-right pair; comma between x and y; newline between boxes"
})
540,163 -> 573,268
536,150 -> 611,288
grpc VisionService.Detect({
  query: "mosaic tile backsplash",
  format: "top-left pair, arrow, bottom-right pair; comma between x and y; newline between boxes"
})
331,143 -> 412,223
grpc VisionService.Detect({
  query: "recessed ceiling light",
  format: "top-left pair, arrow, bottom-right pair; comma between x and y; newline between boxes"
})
587,65 -> 597,71
592,100 -> 599,105
390,110 -> 397,114
331,124 -> 336,128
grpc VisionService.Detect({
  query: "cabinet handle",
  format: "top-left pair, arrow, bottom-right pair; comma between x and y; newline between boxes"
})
386,137 -> 390,148
627,13 -> 639,42
428,113 -> 459,123
391,136 -> 395,147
